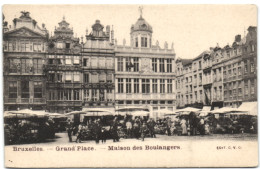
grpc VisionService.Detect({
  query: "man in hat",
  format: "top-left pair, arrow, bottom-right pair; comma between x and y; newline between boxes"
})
66,119 -> 73,142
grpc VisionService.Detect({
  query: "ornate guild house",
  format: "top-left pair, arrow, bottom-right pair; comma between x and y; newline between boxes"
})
3,11 -> 48,111
81,20 -> 115,111
114,11 -> 176,119
46,17 -> 82,113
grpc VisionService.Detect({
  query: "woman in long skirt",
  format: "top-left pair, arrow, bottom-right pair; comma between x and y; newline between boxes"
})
180,118 -> 187,135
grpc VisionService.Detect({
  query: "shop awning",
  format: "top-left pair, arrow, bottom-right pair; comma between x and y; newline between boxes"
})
211,107 -> 239,114
175,107 -> 201,113
115,106 -> 149,112
236,102 -> 258,116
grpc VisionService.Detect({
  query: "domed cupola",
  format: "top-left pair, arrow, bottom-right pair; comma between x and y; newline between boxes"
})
130,7 -> 153,48
130,16 -> 153,34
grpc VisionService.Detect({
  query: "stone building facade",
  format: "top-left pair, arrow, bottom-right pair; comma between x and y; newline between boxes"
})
176,27 -> 257,109
81,20 -> 115,111
114,14 -> 176,118
3,11 -> 48,111
46,17 -> 82,113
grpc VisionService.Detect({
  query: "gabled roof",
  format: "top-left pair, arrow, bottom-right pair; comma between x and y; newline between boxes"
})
178,59 -> 193,66
193,50 -> 210,61
4,26 -> 47,38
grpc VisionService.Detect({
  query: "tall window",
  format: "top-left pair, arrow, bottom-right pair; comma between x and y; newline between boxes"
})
73,72 -> 80,82
84,89 -> 90,101
107,74 -> 112,83
33,59 -> 42,74
33,43 -> 41,52
65,72 -> 72,82
245,64 -> 248,73
125,57 -> 131,72
74,90 -> 80,100
49,91 -> 55,100
64,90 -> 72,100
57,72 -> 63,82
83,58 -> 88,67
251,62 -> 255,73
57,56 -> 63,65
152,58 -> 157,72
167,79 -> 172,93
9,81 -> 17,98
167,59 -> 172,72
245,80 -> 249,95
141,37 -> 147,47
21,81 -> 30,98
134,78 -> 139,93
34,82 -> 42,98
142,79 -> 150,93
133,57 -> 139,72
21,41 -> 30,52
58,90 -> 63,100
118,78 -> 124,93
48,72 -> 55,82
99,89 -> 104,101
199,61 -> 202,69
74,56 -> 80,65
152,79 -> 158,93
126,78 -> 132,93
160,79 -> 165,93
135,37 -> 138,47
92,89 -> 98,101
117,58 -> 123,71
251,80 -> 255,94
84,73 -> 89,83
65,56 -> 72,65
159,58 -> 165,72
21,59 -> 30,73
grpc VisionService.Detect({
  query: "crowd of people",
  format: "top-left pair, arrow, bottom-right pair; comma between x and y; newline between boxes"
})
66,112 -> 257,143
4,117 -> 56,145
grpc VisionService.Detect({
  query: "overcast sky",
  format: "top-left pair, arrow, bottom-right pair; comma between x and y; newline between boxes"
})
3,5 -> 257,59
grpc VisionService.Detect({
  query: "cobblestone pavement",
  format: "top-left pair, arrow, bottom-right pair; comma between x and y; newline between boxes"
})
7,132 -> 256,146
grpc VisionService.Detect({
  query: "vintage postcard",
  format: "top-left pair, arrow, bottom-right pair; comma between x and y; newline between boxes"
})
3,4 -> 258,168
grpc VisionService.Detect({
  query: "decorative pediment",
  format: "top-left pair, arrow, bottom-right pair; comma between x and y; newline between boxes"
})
5,27 -> 45,38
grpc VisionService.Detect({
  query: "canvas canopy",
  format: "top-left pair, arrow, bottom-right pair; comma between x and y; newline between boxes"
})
235,102 -> 257,116
211,107 -> 239,114
175,107 -> 201,113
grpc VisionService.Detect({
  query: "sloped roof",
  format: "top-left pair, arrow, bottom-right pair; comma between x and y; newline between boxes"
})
181,59 -> 193,66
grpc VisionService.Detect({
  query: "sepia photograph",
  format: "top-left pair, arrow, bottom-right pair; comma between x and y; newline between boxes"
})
2,4 -> 258,168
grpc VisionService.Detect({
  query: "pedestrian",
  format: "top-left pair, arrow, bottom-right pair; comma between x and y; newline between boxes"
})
199,117 -> 205,135
100,127 -> 107,143
76,123 -> 83,143
111,117 -> 119,142
140,122 -> 148,141
180,117 -> 187,135
93,119 -> 102,144
66,119 -> 73,142
166,117 -> 172,136
126,120 -> 132,138
147,118 -> 156,138
133,120 -> 140,139
205,122 -> 210,135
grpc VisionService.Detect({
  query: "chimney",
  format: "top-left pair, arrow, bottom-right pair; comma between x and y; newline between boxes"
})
235,34 -> 241,42
106,25 -> 110,38
111,25 -> 114,44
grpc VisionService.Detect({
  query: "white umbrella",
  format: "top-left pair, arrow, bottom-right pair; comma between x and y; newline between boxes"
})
8,109 -> 49,117
175,107 -> 201,113
211,107 -> 240,114
65,111 -> 86,115
130,111 -> 149,117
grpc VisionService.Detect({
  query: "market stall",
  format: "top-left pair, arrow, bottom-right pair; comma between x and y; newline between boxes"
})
4,109 -> 55,145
